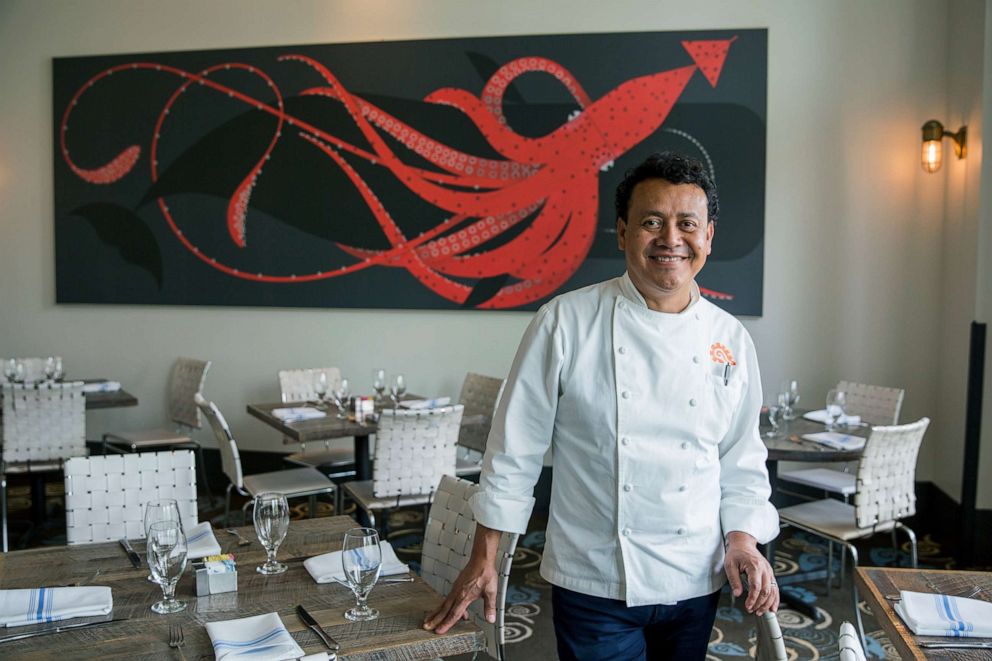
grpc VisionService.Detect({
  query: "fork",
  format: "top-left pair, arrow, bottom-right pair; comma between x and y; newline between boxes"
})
169,623 -> 185,649
225,528 -> 252,546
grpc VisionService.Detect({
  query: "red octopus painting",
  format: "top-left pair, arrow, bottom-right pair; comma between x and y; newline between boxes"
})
54,30 -> 767,314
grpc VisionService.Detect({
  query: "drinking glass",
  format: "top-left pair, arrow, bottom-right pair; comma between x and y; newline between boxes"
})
781,380 -> 800,420
144,498 -> 183,582
52,357 -> 64,382
44,357 -> 57,381
390,374 -> 406,407
313,371 -> 329,406
825,389 -> 847,431
372,368 -> 386,403
342,527 -> 381,621
3,359 -> 16,383
253,492 -> 289,575
765,404 -> 783,438
146,520 -> 188,614
12,361 -> 25,384
332,377 -> 351,419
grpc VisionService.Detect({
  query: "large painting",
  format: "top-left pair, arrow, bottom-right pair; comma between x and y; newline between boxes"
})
54,29 -> 766,314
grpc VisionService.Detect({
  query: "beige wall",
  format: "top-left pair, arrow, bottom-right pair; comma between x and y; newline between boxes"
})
0,0 -> 983,499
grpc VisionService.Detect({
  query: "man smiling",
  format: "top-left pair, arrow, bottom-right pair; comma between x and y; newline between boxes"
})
425,152 -> 778,661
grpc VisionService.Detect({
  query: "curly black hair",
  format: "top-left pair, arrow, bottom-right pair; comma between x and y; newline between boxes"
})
614,152 -> 719,223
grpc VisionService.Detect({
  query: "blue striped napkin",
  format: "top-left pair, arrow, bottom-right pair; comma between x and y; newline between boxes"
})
185,521 -> 221,560
272,407 -> 327,423
0,587 -> 112,627
894,590 -> 992,637
205,612 -> 305,661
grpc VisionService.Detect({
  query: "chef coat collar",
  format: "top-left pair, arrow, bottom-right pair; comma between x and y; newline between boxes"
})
619,272 -> 701,315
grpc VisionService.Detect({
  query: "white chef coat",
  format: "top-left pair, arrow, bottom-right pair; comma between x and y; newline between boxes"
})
471,273 -> 779,607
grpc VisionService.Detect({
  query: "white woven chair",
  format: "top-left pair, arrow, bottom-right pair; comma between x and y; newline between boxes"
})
779,417 -> 929,651
277,367 -> 356,483
195,394 -> 336,526
64,450 -> 198,544
1,381 -> 86,551
779,381 -> 905,500
454,373 -> 505,478
340,405 -> 463,531
421,475 -> 519,660
838,621 -> 867,661
0,356 -> 61,383
101,357 -> 213,506
754,611 -> 787,661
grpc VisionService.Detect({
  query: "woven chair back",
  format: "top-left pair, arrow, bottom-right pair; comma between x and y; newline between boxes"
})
854,417 -> 929,529
278,367 -> 341,403
456,373 -> 505,454
64,450 -> 198,544
836,380 -> 904,426
1,382 -> 86,463
372,405 -> 463,499
195,394 -> 244,490
422,475 -> 519,660
169,357 -> 211,430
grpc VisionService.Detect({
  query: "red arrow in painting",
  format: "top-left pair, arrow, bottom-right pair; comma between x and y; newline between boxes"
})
681,36 -> 738,87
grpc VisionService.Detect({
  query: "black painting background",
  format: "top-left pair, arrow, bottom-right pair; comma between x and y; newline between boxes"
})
54,29 -> 766,314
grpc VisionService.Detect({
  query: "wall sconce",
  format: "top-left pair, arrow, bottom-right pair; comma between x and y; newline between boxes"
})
921,120 -> 967,173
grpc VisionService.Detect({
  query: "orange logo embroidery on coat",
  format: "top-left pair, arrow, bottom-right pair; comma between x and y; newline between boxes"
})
709,342 -> 736,366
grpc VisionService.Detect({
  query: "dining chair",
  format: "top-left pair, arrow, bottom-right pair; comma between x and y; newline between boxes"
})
277,367 -> 356,483
778,417 -> 929,651
778,381 -> 905,501
194,394 -> 336,526
421,475 -> 519,661
754,611 -> 787,661
101,357 -> 214,506
339,405 -> 463,532
838,621 -> 867,661
453,373 -> 505,478
64,450 -> 198,544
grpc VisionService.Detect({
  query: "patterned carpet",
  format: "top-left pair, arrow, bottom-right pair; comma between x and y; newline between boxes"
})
5,480 -> 957,660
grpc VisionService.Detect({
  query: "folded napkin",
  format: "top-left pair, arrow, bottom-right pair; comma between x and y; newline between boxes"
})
206,612 -> 306,661
304,540 -> 409,584
185,521 -> 222,560
803,409 -> 862,427
894,590 -> 992,637
272,407 -> 326,423
81,381 -> 121,393
399,397 -> 451,410
801,431 -> 866,451
0,586 -> 113,627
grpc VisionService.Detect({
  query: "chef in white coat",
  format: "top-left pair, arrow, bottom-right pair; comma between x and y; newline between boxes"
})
425,152 -> 779,661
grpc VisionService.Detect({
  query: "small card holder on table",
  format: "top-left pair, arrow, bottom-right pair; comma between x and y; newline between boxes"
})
194,554 -> 238,596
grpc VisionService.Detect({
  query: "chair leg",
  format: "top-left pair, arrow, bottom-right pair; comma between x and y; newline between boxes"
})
845,542 -> 867,653
308,495 -> 316,519
897,523 -> 919,568
826,541 -> 833,596
2,473 -> 8,553
224,484 -> 233,528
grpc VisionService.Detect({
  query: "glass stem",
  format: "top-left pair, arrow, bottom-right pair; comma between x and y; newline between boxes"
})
356,593 -> 368,614
163,580 -> 176,603
267,548 -> 277,567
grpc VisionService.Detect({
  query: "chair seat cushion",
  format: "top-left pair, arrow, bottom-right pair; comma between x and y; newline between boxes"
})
285,448 -> 354,468
244,467 -> 335,499
779,498 -> 896,541
779,468 -> 856,495
105,428 -> 193,447
340,480 -> 435,511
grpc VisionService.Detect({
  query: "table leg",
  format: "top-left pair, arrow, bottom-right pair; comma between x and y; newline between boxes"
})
354,432 -> 372,527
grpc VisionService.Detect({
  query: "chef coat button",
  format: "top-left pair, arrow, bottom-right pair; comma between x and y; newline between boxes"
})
692,355 -> 700,364
623,484 -> 632,492
621,390 -> 631,399
694,313 -> 701,320
679,485 -> 688,492
618,346 -> 627,355
681,442 -> 690,450
618,301 -> 626,309
689,398 -> 697,407
622,528 -> 631,537
621,437 -> 630,446
677,527 -> 687,536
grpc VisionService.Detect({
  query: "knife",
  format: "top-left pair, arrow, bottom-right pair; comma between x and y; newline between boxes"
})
296,605 -> 340,651
919,641 -> 992,649
0,618 -> 128,644
119,538 -> 141,568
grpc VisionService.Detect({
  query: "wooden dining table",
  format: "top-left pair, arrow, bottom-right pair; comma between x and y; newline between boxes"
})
761,413 -> 868,497
856,567 -> 992,660
0,516 -> 484,659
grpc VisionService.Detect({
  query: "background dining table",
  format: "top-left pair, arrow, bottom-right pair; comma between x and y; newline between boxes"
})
0,516 -> 484,660
761,413 -> 868,496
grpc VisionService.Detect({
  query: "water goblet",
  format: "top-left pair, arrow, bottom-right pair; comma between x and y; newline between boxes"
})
146,520 -> 188,614
765,404 -> 783,438
781,380 -> 800,420
313,370 -> 329,406
825,389 -> 847,431
342,527 -> 381,621
332,377 -> 351,419
52,357 -> 64,382
144,498 -> 182,582
372,369 -> 386,403
3,359 -> 16,383
44,357 -> 57,381
253,492 -> 289,575
12,361 -> 25,384
390,374 -> 406,407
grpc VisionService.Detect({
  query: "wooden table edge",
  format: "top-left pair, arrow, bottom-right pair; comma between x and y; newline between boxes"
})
855,567 -> 925,661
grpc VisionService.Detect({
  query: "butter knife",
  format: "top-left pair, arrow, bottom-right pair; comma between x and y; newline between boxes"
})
919,641 -> 992,649
119,538 -> 141,568
0,618 -> 127,644
296,605 -> 340,651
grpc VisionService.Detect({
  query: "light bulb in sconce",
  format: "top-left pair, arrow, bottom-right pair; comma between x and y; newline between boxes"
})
921,119 -> 966,173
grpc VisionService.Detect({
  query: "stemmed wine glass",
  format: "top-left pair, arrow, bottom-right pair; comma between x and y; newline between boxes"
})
144,499 -> 182,582
825,389 -> 847,431
313,371 -> 329,407
44,357 -> 64,382
390,374 -> 406,407
332,377 -> 351,419
253,492 -> 289,575
372,369 -> 386,404
3,359 -> 16,383
146,520 -> 188,614
781,380 -> 800,420
765,402 -> 784,438
11,361 -> 25,384
342,527 -> 381,621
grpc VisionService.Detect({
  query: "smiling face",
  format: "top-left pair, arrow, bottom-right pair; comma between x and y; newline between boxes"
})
616,178 -> 714,313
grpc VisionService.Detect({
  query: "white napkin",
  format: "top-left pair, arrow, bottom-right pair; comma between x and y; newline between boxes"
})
185,522 -> 222,560
81,381 -> 122,393
0,587 -> 113,627
801,432 -> 866,451
272,407 -> 326,423
894,590 -> 992,637
803,409 -> 862,427
304,540 -> 409,584
206,612 -> 305,661
399,397 -> 451,410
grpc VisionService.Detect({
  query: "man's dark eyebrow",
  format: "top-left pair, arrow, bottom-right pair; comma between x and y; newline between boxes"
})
639,209 -> 700,219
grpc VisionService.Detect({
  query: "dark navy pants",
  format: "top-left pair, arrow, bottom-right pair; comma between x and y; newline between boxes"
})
551,585 -> 721,661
